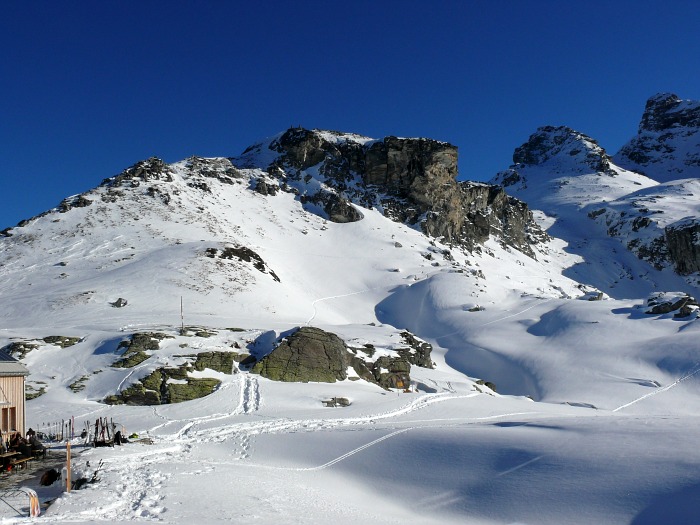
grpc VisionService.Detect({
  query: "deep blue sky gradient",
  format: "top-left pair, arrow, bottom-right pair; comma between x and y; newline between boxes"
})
2,0 -> 699,228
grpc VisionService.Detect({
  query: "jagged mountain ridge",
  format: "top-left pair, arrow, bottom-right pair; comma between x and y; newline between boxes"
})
234,127 -> 547,256
491,94 -> 700,289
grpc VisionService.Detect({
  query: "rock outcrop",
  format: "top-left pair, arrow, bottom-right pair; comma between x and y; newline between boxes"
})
251,326 -> 348,383
251,326 -> 434,389
615,93 -> 700,182
665,222 -> 700,275
587,179 -> 700,276
645,291 -> 699,316
235,127 -> 546,256
105,365 -> 221,405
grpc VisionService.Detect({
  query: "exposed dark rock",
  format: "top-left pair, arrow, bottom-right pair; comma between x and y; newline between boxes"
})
146,186 -> 171,204
302,191 -> 363,223
69,375 -> 90,392
646,292 -> 698,314
58,195 -> 93,213
396,331 -> 434,369
186,156 -> 242,184
26,382 -> 47,400
665,222 -> 700,275
322,397 -> 351,407
370,355 -> 412,389
253,177 -> 279,196
497,126 -> 615,178
102,157 -> 172,187
238,127 -> 545,256
674,304 -> 698,318
476,379 -> 497,392
205,245 -> 280,282
251,327 -> 348,382
189,351 -> 236,374
638,93 -> 700,133
110,298 -> 128,308
2,341 -> 39,359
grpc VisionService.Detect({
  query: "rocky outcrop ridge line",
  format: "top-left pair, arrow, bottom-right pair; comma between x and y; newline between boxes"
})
238,127 -> 546,256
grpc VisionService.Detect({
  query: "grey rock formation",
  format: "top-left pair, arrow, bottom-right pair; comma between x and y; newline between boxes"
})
615,93 -> 700,181
665,222 -> 700,275
236,127 -> 545,256
103,157 -> 173,187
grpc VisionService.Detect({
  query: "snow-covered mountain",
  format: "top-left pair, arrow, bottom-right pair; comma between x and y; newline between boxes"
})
1,102 -> 700,524
615,93 -> 700,182
491,101 -> 700,291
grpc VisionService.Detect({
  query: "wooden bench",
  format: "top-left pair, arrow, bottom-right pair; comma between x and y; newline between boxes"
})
10,458 -> 31,471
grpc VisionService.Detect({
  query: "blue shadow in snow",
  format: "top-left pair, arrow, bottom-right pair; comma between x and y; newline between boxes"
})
631,482 -> 700,524
93,336 -> 126,355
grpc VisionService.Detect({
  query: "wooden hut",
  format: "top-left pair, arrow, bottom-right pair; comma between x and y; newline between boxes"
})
0,352 -> 29,435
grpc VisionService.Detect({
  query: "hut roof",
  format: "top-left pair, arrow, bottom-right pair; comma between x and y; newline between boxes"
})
0,351 -> 29,377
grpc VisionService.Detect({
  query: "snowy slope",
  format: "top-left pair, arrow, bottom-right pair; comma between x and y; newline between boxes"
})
491,126 -> 699,296
1,128 -> 700,524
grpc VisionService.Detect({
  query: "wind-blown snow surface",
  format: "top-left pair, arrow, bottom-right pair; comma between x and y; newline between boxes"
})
1,155 -> 700,524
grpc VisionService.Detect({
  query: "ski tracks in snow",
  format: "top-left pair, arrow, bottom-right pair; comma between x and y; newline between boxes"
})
304,287 -> 383,326
612,362 -> 700,412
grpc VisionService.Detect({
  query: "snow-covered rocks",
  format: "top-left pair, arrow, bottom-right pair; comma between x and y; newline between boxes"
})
615,93 -> 700,182
645,291 -> 699,317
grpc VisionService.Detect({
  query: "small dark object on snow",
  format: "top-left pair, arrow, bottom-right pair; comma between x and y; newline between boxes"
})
40,468 -> 60,486
110,298 -> 128,308
72,477 -> 88,490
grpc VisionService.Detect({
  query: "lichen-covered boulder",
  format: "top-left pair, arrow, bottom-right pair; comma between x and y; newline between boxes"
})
105,365 -> 221,405
112,332 -> 172,368
251,326 -> 348,382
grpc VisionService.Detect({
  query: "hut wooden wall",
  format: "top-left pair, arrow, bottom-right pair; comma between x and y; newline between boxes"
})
0,376 -> 25,434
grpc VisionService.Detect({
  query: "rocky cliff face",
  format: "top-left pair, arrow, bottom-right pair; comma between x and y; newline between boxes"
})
614,93 -> 700,182
235,127 -> 546,256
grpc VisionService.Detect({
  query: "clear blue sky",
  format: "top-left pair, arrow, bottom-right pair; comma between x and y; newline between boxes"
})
2,0 -> 699,229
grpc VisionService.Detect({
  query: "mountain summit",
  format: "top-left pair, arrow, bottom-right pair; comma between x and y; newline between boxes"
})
614,93 -> 700,181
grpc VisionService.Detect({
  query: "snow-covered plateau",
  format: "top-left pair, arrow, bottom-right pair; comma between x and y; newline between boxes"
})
1,99 -> 700,524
